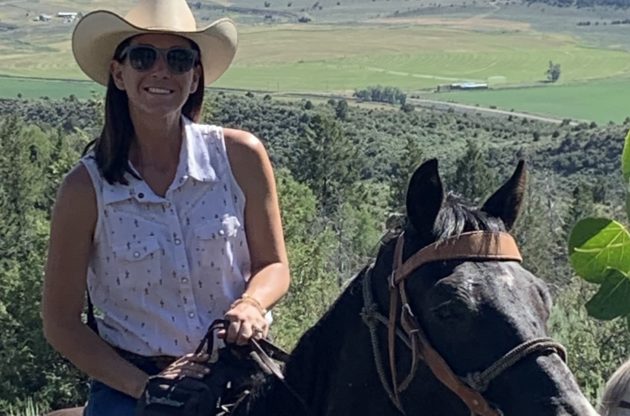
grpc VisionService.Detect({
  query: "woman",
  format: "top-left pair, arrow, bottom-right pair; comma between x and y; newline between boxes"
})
41,1 -> 290,414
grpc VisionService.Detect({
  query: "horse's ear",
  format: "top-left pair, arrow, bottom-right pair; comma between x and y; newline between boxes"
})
481,160 -> 527,230
406,158 -> 444,234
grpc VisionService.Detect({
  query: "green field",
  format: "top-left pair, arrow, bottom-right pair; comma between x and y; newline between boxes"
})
3,2 -> 630,121
432,78 -> 630,124
0,76 -> 102,99
3,22 -> 630,90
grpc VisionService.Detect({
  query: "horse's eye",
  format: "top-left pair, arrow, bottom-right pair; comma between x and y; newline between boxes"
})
430,299 -> 472,322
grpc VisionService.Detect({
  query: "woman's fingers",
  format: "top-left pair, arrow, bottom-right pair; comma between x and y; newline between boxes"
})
159,353 -> 211,379
224,301 -> 269,345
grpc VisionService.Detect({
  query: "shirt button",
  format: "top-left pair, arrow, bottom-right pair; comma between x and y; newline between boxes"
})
174,238 -> 182,245
181,277 -> 189,283
133,251 -> 141,258
188,312 -> 195,319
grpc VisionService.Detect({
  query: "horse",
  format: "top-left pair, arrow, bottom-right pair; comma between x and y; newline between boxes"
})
229,158 -> 598,416
599,358 -> 630,416
46,158 -> 599,416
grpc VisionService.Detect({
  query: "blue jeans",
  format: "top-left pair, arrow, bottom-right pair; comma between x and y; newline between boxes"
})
84,359 -> 162,416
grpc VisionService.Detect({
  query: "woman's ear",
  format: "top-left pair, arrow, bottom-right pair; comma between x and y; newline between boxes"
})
110,61 -> 126,91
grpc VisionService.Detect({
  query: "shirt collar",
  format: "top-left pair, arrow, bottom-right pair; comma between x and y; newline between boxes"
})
102,116 -> 219,205
181,116 -> 219,184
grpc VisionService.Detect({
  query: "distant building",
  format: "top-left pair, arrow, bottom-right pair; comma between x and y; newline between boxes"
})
57,12 -> 80,23
450,82 -> 488,90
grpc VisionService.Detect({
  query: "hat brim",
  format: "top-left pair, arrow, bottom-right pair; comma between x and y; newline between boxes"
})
72,11 -> 237,87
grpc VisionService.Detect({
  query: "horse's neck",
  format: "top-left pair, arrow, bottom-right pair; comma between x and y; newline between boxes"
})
235,276 -> 373,416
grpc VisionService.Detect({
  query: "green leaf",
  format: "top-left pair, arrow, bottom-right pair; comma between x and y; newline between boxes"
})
568,218 -> 630,283
623,129 -> 630,183
585,268 -> 630,320
625,129 -> 630,220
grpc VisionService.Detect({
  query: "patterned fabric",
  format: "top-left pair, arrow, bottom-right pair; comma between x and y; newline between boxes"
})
81,117 -> 251,356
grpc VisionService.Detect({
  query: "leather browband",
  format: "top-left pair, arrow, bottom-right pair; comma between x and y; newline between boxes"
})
394,231 -> 523,285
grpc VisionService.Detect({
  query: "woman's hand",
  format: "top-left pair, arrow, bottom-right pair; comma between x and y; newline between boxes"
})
158,353 -> 211,380
222,300 -> 268,345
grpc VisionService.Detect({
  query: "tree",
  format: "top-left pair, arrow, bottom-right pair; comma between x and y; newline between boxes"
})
546,61 -> 561,83
448,140 -> 497,204
0,117 -> 87,412
565,181 -> 595,232
290,113 -> 362,216
334,99 -> 348,121
389,136 -> 423,212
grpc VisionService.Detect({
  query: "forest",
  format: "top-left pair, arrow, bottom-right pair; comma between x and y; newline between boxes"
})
1,92 -> 629,413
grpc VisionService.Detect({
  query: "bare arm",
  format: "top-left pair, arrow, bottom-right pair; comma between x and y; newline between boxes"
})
223,128 -> 291,344
42,164 -> 149,398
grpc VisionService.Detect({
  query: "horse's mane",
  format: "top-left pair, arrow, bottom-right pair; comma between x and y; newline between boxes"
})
383,192 -> 508,246
433,193 -> 507,240
599,358 -> 630,416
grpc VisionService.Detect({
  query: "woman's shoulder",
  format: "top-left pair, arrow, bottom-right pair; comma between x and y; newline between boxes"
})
222,127 -> 266,158
190,121 -> 261,149
54,163 -> 97,217
61,163 -> 95,197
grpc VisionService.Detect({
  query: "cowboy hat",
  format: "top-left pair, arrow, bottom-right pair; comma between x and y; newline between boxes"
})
72,0 -> 238,86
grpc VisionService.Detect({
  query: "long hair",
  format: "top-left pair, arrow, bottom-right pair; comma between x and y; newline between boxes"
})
85,37 -> 205,185
599,358 -> 630,416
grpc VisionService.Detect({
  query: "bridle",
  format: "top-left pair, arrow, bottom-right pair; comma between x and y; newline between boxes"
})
360,230 -> 567,415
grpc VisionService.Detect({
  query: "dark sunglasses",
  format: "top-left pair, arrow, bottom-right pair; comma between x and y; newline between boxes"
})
119,45 -> 199,74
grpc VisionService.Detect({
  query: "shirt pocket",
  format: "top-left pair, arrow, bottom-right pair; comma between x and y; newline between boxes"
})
112,237 -> 162,290
194,216 -> 242,268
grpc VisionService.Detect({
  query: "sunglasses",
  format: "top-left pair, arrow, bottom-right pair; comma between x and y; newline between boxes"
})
119,45 -> 199,74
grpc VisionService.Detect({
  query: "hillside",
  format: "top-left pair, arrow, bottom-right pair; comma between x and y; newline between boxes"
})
2,93 -> 629,413
0,94 -> 624,188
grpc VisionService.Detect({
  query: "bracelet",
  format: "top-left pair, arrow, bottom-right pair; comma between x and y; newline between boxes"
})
231,294 -> 267,315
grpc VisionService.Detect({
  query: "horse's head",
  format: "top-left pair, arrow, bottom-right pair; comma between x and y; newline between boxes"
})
369,159 -> 598,416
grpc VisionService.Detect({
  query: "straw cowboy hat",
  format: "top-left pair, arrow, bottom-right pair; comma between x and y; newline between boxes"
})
72,0 -> 238,86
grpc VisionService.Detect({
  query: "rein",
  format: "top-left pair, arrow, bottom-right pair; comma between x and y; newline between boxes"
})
360,231 -> 567,415
198,320 -> 314,416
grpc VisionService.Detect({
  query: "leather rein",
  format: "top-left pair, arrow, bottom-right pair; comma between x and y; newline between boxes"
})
360,231 -> 567,415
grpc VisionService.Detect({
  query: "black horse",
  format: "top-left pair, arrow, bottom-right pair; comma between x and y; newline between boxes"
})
232,159 -> 598,416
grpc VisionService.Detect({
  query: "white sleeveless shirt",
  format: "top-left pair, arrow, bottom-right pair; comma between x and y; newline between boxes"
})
81,117 -> 251,356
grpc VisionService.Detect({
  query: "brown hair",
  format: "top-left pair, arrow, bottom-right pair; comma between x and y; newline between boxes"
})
85,37 -> 205,185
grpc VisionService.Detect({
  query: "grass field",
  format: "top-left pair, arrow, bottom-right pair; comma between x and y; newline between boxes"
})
431,78 -> 630,124
0,76 -> 101,99
3,24 -> 630,92
3,1 -> 630,122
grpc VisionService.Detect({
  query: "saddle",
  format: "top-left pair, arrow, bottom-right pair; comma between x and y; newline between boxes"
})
136,320 -> 289,416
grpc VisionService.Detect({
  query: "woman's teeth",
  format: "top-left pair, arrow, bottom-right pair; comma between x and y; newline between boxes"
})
146,87 -> 172,94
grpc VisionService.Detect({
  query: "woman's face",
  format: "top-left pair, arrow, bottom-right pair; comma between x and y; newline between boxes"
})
110,33 -> 201,119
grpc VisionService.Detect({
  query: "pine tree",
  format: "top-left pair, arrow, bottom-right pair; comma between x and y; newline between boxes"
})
449,139 -> 497,204
389,135 -> 423,212
291,113 -> 362,216
566,181 -> 595,231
